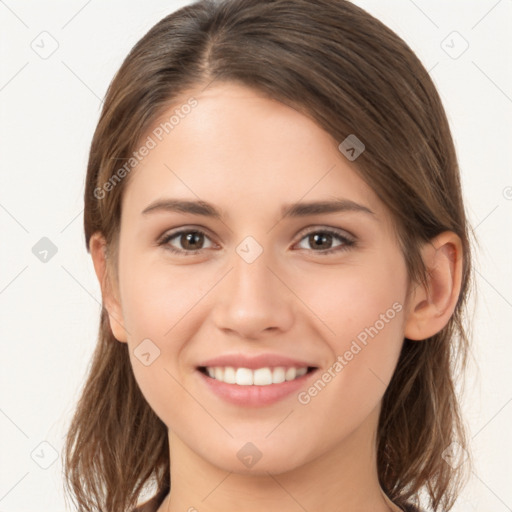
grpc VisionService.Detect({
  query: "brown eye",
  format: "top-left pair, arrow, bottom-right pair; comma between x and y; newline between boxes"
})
307,232 -> 335,250
179,231 -> 205,250
295,229 -> 355,255
159,229 -> 214,255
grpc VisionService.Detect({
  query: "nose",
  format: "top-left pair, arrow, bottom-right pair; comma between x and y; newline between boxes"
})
212,247 -> 294,340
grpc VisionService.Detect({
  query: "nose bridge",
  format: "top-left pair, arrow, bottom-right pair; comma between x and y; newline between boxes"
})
229,241 -> 280,309
212,239 -> 293,337
232,246 -> 274,300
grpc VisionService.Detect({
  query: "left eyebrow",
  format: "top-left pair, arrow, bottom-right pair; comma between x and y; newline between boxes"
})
141,198 -> 375,220
281,199 -> 375,218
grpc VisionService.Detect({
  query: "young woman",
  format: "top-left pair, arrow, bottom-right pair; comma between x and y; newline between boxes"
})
63,1 -> 474,511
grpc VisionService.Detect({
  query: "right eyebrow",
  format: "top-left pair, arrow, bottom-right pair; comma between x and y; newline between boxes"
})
141,199 -> 223,219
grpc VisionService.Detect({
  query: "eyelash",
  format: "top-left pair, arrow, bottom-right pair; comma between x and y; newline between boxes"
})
157,226 -> 356,256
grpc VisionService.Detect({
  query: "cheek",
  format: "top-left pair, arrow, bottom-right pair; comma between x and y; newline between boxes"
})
118,258 -> 208,422
117,254 -> 215,416
300,254 -> 407,337
119,249 -> 213,339
297,256 -> 407,398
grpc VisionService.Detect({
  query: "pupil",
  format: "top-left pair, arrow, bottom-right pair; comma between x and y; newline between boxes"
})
184,232 -> 203,250
310,233 -> 331,249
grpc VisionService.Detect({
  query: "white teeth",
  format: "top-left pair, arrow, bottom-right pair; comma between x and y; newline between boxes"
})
204,366 -> 309,385
271,367 -> 286,384
223,366 -> 236,384
236,368 -> 254,385
285,367 -> 295,381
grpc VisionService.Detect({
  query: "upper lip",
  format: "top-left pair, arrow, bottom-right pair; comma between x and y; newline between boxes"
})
197,353 -> 318,370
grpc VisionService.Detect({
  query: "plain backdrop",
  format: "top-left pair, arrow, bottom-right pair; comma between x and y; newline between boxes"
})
1,0 -> 511,510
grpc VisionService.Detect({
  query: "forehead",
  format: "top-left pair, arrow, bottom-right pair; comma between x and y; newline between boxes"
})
121,82 -> 386,223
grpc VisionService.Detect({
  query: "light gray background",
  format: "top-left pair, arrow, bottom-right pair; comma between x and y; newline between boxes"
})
1,0 -> 511,510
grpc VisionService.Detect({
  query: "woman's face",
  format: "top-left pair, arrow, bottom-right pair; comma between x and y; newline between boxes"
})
109,81 -> 411,474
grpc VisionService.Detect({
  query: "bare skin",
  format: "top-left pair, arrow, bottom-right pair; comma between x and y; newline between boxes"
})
90,82 -> 463,512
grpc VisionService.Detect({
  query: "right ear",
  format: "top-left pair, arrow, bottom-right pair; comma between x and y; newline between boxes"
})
89,232 -> 128,343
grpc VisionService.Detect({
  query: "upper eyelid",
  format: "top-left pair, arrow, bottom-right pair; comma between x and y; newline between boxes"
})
158,226 -> 217,245
297,225 -> 355,241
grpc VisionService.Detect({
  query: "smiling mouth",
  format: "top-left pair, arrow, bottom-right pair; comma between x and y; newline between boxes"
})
197,365 -> 317,386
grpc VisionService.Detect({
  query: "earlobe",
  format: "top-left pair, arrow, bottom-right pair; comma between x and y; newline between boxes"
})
89,232 -> 128,343
404,231 -> 463,341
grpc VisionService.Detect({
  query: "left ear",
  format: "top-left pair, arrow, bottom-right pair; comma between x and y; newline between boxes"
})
404,231 -> 463,340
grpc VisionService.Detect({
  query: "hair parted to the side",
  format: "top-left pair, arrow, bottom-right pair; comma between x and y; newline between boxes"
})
63,0 -> 475,510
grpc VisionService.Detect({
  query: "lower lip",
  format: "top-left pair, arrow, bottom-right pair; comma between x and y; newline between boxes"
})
196,368 -> 318,407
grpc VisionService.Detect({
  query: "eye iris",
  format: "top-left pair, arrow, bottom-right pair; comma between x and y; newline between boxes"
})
309,232 -> 332,250
182,231 -> 204,250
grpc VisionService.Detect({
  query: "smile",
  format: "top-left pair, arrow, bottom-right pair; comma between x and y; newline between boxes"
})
196,366 -> 319,407
199,366 -> 313,385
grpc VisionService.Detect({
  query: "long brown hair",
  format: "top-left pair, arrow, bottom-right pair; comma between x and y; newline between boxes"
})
63,0 -> 475,510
